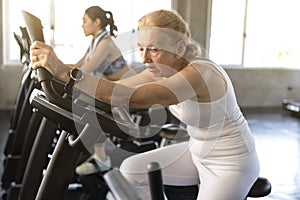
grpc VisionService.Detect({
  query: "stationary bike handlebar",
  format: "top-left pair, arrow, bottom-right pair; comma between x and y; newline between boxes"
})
37,68 -> 74,112
36,67 -> 112,115
36,67 -> 140,141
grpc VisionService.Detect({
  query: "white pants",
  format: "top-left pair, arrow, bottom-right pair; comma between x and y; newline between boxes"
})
119,140 -> 260,200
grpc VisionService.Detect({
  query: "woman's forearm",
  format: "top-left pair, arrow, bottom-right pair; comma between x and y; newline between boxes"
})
74,72 -> 135,107
55,61 -> 73,83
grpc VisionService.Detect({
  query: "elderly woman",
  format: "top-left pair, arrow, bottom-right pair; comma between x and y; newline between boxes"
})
30,9 -> 260,200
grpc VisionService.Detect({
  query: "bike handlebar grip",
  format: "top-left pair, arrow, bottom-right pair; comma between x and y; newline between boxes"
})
36,67 -> 74,112
147,162 -> 165,200
37,67 -> 52,82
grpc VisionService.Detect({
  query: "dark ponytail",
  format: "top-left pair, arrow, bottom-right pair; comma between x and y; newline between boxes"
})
85,6 -> 118,37
105,11 -> 118,37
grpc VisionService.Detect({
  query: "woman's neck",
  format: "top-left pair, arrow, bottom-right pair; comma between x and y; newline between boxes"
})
93,29 -> 105,38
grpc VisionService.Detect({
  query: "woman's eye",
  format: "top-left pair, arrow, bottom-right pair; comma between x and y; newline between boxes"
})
149,47 -> 159,53
138,46 -> 159,54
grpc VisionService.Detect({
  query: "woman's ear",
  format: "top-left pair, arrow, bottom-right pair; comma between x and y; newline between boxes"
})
95,18 -> 101,27
176,40 -> 187,56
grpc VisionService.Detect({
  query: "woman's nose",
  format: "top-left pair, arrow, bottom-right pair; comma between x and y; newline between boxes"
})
141,49 -> 151,63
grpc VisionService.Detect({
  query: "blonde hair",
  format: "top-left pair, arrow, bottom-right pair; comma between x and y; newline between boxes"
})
138,9 -> 202,59
138,9 -> 190,38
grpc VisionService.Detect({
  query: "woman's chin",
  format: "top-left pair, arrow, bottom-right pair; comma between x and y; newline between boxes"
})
148,69 -> 161,77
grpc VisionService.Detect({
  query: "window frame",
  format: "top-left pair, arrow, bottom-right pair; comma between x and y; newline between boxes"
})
209,0 -> 300,69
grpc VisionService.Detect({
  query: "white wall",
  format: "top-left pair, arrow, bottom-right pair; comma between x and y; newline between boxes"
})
225,68 -> 300,107
0,65 -> 23,109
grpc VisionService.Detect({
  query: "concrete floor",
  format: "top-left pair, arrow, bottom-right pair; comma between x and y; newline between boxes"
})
242,107 -> 300,200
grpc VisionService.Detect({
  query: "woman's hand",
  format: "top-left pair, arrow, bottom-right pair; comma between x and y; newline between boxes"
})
30,41 -> 71,82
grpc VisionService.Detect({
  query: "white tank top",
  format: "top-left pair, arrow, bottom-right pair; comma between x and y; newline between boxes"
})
169,60 -> 255,158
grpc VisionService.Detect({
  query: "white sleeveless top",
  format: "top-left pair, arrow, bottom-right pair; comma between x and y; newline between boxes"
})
169,59 -> 256,159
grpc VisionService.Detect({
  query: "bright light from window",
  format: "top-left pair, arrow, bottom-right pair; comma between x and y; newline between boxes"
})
244,0 -> 300,68
53,0 -> 172,64
209,0 -> 245,65
3,0 -> 51,63
5,0 -> 171,65
210,0 -> 300,68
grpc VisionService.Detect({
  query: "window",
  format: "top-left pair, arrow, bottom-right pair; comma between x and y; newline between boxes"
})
3,0 -> 51,64
3,0 -> 171,65
210,0 -> 300,68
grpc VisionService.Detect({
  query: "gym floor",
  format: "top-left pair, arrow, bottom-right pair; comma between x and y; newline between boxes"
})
0,107 -> 300,200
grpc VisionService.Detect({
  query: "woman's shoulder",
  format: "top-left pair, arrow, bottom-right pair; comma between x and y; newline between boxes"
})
189,58 -> 223,73
98,36 -> 120,50
98,35 -> 113,45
